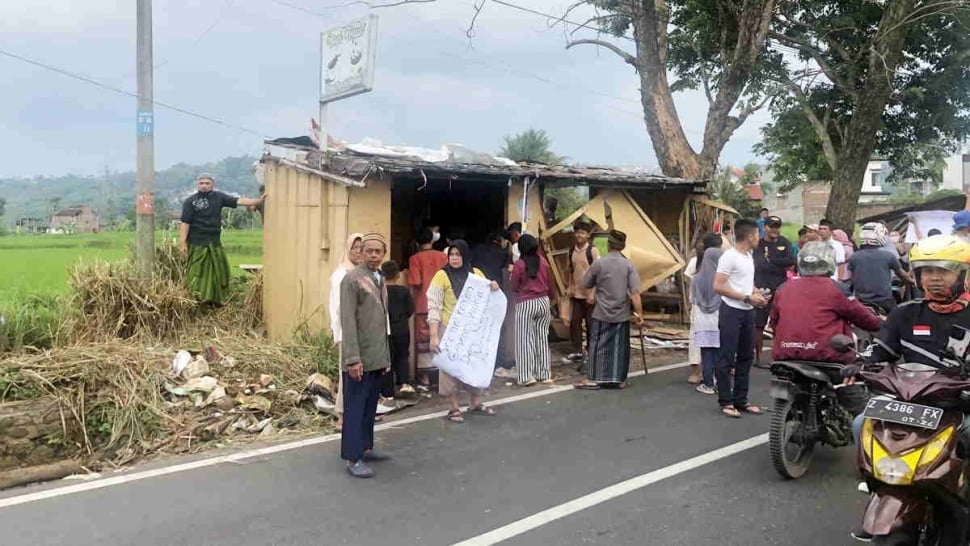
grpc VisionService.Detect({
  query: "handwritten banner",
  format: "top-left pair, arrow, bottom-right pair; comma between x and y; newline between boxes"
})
433,275 -> 507,389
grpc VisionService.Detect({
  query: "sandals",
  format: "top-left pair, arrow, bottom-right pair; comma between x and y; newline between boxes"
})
737,404 -> 764,415
446,409 -> 464,423
721,406 -> 742,419
573,381 -> 600,390
468,405 -> 496,416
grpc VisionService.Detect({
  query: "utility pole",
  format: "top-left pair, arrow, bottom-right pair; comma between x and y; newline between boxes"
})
135,0 -> 155,277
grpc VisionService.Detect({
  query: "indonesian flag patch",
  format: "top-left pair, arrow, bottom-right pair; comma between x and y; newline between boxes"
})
913,325 -> 932,336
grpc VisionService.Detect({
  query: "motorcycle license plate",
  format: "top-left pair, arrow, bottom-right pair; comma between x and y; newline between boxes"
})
862,397 -> 944,430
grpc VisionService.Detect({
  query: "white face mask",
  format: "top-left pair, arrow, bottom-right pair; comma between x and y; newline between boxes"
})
432,231 -> 441,243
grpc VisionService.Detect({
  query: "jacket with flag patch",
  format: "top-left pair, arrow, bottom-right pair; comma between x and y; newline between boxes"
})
871,299 -> 970,368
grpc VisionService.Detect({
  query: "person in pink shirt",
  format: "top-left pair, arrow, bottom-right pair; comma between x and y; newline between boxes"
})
510,234 -> 558,386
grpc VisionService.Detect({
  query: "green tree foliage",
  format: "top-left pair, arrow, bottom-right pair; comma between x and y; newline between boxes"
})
709,168 -> 761,218
757,0 -> 970,228
499,129 -> 563,165
499,129 -> 586,221
0,156 -> 259,229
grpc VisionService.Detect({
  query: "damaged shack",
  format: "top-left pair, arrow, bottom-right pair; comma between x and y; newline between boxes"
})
259,138 -> 718,341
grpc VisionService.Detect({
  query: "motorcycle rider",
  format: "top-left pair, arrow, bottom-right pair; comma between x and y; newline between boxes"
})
845,235 -> 970,542
849,222 -> 914,313
770,241 -> 882,363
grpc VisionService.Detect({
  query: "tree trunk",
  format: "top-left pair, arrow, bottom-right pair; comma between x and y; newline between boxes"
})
823,0 -> 914,231
632,4 -> 704,180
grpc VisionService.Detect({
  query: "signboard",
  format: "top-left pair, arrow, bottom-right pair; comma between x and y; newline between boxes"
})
320,15 -> 378,104
433,275 -> 507,389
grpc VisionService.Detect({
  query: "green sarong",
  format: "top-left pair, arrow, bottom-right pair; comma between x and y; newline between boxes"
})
186,243 -> 230,304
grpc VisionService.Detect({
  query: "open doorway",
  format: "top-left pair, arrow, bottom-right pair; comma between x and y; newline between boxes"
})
390,176 -> 509,263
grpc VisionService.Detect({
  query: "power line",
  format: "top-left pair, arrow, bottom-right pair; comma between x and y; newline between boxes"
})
0,47 -> 270,138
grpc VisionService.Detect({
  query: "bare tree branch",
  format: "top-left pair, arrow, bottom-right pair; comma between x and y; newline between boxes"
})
566,39 -> 638,66
466,0 -> 485,39
786,80 -> 840,172
770,31 -> 858,96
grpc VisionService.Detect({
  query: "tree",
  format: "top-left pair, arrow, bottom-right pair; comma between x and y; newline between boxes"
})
560,0 -> 782,180
709,167 -> 761,218
499,129 -> 563,164
758,0 -> 970,228
499,129 -> 585,220
0,198 -> 6,218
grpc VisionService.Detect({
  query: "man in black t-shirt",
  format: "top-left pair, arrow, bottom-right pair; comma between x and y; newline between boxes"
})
179,173 -> 263,304
849,241 -> 914,313
753,216 -> 796,368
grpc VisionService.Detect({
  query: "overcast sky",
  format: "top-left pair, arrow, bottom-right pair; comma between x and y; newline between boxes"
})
0,0 -> 770,178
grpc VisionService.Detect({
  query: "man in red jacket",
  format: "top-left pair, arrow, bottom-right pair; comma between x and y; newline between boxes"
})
770,242 -> 882,363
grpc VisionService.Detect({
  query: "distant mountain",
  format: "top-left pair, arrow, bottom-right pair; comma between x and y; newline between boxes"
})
0,155 -> 260,227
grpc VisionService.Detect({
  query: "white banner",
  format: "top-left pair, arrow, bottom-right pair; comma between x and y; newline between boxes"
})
433,275 -> 507,389
905,210 -> 955,243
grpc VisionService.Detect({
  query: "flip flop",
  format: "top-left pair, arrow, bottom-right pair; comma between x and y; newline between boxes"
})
468,405 -> 496,416
738,405 -> 764,416
445,409 -> 464,423
721,406 -> 742,419
573,382 -> 600,390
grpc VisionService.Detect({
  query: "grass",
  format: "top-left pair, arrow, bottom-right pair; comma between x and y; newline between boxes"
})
0,230 -> 262,303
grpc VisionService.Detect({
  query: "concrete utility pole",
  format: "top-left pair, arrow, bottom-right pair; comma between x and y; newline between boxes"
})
135,0 -> 155,277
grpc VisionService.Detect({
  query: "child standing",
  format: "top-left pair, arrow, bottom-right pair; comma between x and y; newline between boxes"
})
382,261 -> 415,397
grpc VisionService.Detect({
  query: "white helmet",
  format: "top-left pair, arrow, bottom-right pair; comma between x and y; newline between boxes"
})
859,222 -> 889,248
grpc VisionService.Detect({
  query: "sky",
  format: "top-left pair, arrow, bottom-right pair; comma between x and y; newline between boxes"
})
0,0 -> 771,178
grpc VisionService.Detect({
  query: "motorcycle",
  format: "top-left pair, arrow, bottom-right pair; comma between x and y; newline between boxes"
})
768,355 -> 860,479
841,326 -> 970,545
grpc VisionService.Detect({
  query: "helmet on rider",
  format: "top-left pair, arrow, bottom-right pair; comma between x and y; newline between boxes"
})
797,241 -> 837,277
909,235 -> 970,301
859,222 -> 889,248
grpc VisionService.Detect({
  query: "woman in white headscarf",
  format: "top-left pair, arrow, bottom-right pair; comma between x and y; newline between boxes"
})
330,232 -> 364,432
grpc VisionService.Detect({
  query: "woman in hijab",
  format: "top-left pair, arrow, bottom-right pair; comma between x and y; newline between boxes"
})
686,233 -> 722,385
329,232 -> 364,431
833,229 -> 855,282
427,240 -> 500,423
690,246 -> 723,395
510,234 -> 557,387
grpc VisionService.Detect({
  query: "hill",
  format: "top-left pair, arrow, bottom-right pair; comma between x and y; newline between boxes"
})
0,155 -> 260,227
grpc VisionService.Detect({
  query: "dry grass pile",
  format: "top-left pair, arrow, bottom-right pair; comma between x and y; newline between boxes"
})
0,333 -> 337,466
67,260 -> 198,342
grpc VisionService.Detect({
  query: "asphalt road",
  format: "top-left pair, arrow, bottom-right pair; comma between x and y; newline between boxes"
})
0,366 -> 867,546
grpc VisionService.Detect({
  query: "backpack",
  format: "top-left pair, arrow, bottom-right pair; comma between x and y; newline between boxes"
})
569,244 -> 595,271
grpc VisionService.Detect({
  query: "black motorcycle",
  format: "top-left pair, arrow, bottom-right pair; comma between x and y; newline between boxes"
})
769,357 -> 863,479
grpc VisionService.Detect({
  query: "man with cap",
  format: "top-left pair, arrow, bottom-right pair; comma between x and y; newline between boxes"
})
573,230 -> 644,390
752,215 -> 796,368
954,210 -> 970,242
339,233 -> 392,478
179,173 -> 264,305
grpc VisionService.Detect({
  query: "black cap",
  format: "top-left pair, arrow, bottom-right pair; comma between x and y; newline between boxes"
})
767,216 -> 782,227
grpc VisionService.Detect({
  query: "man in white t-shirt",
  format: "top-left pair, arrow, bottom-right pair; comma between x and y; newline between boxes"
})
818,219 -> 846,281
713,218 -> 769,419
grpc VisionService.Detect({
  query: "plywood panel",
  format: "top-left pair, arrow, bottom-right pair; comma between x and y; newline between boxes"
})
348,175 -> 391,239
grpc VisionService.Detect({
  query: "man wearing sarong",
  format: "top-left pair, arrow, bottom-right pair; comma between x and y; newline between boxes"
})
574,230 -> 644,389
179,173 -> 263,305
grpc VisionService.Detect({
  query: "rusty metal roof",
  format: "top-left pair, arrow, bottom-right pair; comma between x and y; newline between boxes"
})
263,138 -> 702,190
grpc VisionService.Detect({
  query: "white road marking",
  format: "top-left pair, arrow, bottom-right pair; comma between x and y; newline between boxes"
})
0,360 -> 688,509
453,433 -> 770,546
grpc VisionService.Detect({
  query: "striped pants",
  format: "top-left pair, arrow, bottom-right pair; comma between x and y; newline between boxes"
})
514,296 -> 552,384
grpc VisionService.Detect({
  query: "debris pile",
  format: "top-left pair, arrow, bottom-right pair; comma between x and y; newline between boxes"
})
0,334 -> 342,466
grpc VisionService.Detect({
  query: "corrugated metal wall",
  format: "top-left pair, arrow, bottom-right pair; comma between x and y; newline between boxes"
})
262,161 -> 391,340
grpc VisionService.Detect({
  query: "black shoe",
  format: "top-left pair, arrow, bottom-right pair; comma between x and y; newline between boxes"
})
850,528 -> 872,542
363,449 -> 392,462
347,460 -> 375,478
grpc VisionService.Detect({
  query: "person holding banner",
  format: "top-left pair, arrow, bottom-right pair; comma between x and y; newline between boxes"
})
428,240 -> 500,423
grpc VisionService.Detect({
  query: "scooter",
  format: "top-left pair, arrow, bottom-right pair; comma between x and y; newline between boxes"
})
841,326 -> 970,545
768,356 -> 858,479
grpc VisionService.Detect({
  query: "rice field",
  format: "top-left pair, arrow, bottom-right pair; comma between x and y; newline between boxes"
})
0,230 -> 262,302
